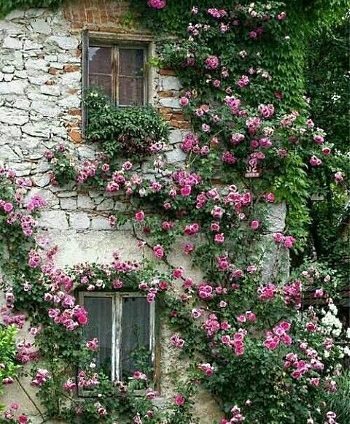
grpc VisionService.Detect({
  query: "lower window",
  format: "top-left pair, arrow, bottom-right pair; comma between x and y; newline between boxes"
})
79,292 -> 156,382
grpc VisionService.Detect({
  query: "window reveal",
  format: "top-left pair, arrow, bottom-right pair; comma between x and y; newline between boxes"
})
80,292 -> 155,382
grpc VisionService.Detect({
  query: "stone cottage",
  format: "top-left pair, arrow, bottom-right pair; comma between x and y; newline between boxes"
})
0,1 -> 289,422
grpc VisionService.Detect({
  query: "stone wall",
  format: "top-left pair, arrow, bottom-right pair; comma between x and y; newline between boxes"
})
0,0 -> 189,235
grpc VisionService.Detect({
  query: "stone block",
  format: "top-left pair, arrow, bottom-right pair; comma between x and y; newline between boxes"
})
2,65 -> 15,73
23,40 -> 43,51
33,173 -> 51,188
25,58 -> 49,71
0,107 -> 29,125
12,98 -> 31,110
159,97 -> 181,109
56,191 -> 77,198
265,202 -> 287,233
22,122 -> 51,138
0,80 -> 27,95
159,76 -> 182,91
77,195 -> 95,209
90,216 -> 111,230
96,198 -> 114,211
31,101 -> 60,118
4,10 -> 26,20
0,123 -> 21,138
165,148 -> 187,164
14,70 -> 27,79
11,161 -> 33,176
57,95 -> 81,108
13,50 -> 24,70
0,144 -> 20,161
69,212 -> 90,230
169,129 -> 185,145
47,36 -> 79,50
2,36 -> 22,50
38,210 -> 68,229
60,197 -> 77,210
30,18 -> 52,35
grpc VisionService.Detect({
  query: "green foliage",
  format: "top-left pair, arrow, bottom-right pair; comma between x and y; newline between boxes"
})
306,17 -> 350,153
0,0 -> 64,17
273,152 -> 311,247
0,325 -> 18,390
85,89 -> 170,160
44,143 -> 77,186
325,369 -> 350,423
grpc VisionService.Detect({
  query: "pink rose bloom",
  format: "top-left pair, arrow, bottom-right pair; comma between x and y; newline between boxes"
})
202,123 -> 211,132
180,185 -> 192,196
277,12 -> 287,20
321,146 -> 331,155
179,96 -> 189,107
134,210 -> 145,221
264,336 -> 279,350
313,135 -> 324,144
221,151 -> 237,164
334,171 -> 344,183
246,265 -> 257,273
18,415 -> 30,424
264,192 -> 275,202
250,220 -> 260,230
246,311 -> 256,322
199,363 -> 214,376
3,202 -> 14,213
279,321 -> 291,331
309,377 -> 320,387
211,206 -> 224,219
153,244 -> 164,259
86,338 -> 99,350
273,232 -> 284,243
284,235 -> 296,248
112,279 -> 123,289
147,0 -> 166,9
183,242 -> 194,254
214,233 -> 225,243
236,314 -> 246,323
161,220 -> 174,230
237,75 -> 250,87
172,268 -> 184,279
205,55 -> 220,69
221,335 -> 231,345
77,313 -> 88,325
305,322 -> 317,332
191,308 -> 202,319
174,394 -> 185,405
309,155 -> 322,166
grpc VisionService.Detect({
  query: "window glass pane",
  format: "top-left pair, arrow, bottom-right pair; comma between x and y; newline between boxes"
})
89,74 -> 112,98
84,296 -> 113,378
121,297 -> 151,379
89,46 -> 112,74
119,77 -> 144,106
88,46 -> 112,97
119,49 -> 144,77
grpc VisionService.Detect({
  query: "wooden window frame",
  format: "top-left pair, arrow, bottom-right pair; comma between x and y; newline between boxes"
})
82,31 -> 153,106
78,291 -> 157,385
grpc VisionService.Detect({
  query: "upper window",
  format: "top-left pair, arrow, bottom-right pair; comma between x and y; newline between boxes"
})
88,44 -> 147,106
79,291 -> 156,382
